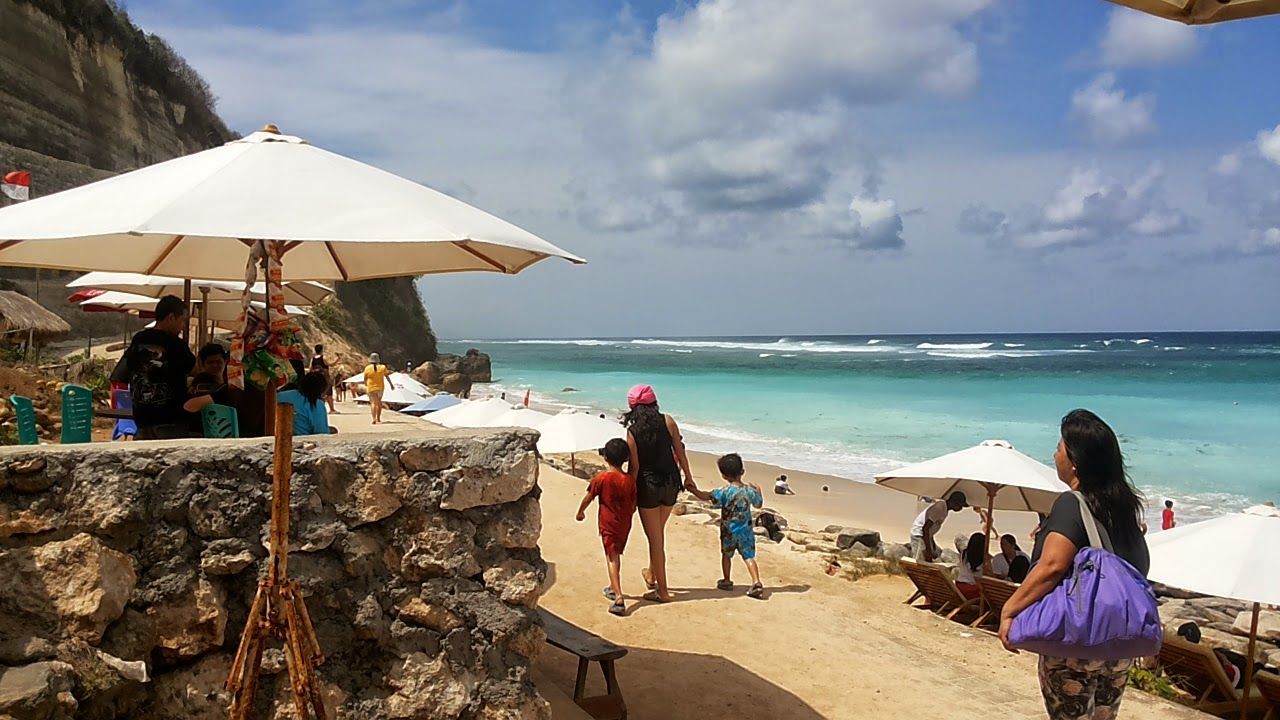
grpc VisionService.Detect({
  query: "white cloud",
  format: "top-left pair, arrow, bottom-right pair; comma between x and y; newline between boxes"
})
964,165 -> 1195,251
1258,125 -> 1280,166
1100,8 -> 1199,68
1214,153 -> 1242,176
1070,73 -> 1156,145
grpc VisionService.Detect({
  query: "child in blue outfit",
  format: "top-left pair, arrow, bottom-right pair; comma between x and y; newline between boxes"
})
687,453 -> 766,599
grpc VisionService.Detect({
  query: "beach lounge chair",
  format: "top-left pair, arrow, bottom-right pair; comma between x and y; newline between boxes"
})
972,575 -> 1019,628
60,384 -> 93,444
899,558 -> 980,622
9,394 -> 38,445
1157,634 -> 1267,716
1256,670 -> 1280,720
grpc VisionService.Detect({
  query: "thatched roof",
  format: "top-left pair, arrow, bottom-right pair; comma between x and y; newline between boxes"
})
0,290 -> 72,340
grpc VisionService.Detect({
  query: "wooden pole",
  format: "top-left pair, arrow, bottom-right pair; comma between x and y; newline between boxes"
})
1241,601 -> 1259,720
270,403 -> 294,583
198,287 -> 210,347
982,484 -> 996,575
182,279 -> 192,345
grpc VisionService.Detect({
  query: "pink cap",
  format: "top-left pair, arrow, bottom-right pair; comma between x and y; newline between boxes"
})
627,384 -> 657,408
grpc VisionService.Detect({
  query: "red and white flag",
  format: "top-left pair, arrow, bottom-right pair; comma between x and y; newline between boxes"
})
1,171 -> 30,201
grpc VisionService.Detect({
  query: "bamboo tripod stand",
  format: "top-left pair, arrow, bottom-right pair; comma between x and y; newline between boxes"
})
225,404 -> 328,720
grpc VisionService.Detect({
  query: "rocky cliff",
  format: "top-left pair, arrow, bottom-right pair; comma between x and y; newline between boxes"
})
0,0 -> 439,366
0,430 -> 550,718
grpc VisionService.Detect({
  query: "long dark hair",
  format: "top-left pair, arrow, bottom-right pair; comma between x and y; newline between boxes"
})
964,533 -> 986,571
299,371 -> 327,410
1061,409 -> 1145,545
623,402 -> 665,447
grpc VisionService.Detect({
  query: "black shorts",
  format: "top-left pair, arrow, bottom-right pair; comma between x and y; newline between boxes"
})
637,473 -> 681,509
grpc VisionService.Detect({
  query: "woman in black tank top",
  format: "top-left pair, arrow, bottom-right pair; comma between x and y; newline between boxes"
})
624,384 -> 696,603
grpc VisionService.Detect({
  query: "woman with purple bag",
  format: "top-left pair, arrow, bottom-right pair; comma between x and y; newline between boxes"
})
999,409 -> 1157,719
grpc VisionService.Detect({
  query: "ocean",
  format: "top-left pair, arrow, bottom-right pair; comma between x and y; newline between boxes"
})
439,332 -> 1279,523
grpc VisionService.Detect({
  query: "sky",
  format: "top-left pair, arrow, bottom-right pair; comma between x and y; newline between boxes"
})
126,0 -> 1280,338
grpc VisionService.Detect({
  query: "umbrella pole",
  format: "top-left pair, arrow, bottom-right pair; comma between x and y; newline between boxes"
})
198,287 -> 209,347
982,485 -> 995,575
1241,601 -> 1259,720
182,279 -> 192,345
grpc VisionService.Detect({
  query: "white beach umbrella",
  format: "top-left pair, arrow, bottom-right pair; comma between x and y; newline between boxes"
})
340,371 -> 430,396
1147,504 -> 1280,718
424,398 -> 514,428
0,128 -> 585,280
536,411 -> 625,455
68,271 -> 332,306
1107,0 -> 1280,24
80,291 -> 308,321
875,439 -> 1065,514
481,407 -> 551,430
376,386 -> 428,407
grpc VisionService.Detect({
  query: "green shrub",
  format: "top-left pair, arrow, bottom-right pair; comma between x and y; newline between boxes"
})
1128,665 -> 1179,700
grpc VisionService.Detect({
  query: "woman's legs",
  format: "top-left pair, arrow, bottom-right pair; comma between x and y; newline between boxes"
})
639,505 -> 674,601
1038,656 -> 1133,720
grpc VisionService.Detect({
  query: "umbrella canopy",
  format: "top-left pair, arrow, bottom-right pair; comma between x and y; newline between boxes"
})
80,291 -> 308,322
1107,0 -> 1280,24
0,129 -> 585,280
424,398 -> 513,428
875,439 -> 1066,514
68,271 -> 332,306
375,386 -> 428,406
481,407 -> 551,430
1146,504 -> 1280,606
400,394 -> 461,416
341,371 -> 429,396
536,411 -> 626,455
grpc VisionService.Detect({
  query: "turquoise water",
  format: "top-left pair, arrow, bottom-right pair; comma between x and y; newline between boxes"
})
440,333 -> 1280,522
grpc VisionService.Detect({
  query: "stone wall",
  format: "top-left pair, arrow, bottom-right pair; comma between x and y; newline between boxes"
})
0,430 -> 550,719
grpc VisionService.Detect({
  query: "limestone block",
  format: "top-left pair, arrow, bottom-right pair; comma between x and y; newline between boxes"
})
442,453 -> 538,511
399,445 -> 457,473
315,455 -> 402,526
487,496 -> 541,549
0,505 -> 56,538
147,577 -> 227,662
0,661 -> 78,720
482,559 -> 544,607
0,533 -> 136,644
397,597 -> 463,633
386,652 -> 476,719
400,512 -> 480,580
1233,609 -> 1280,642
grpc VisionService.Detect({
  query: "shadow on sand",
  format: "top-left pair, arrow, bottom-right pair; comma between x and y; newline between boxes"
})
623,583 -> 811,616
535,644 -> 826,720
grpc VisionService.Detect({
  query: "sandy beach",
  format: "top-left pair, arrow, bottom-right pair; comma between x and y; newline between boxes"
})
529,460 -> 1202,720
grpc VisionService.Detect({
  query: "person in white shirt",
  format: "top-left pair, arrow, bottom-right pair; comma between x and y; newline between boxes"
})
990,533 -> 1031,582
955,533 -> 987,598
909,491 -> 968,562
773,474 -> 795,495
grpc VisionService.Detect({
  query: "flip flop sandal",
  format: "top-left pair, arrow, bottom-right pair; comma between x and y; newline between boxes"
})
602,587 -> 618,602
643,591 -> 672,604
608,600 -> 626,616
716,579 -> 734,591
747,583 -> 765,599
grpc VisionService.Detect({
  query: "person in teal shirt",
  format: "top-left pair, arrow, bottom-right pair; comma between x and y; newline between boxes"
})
277,372 -> 332,436
686,453 -> 766,599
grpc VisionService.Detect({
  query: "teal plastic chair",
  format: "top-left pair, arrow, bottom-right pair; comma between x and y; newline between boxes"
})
201,403 -> 240,439
60,384 -> 93,444
9,394 -> 38,445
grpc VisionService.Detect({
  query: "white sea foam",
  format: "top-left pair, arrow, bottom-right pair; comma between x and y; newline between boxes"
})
629,338 -> 897,354
1002,343 -> 1026,348
867,339 -> 883,345
759,353 -> 775,358
1133,338 -> 1152,345
916,342 -> 993,350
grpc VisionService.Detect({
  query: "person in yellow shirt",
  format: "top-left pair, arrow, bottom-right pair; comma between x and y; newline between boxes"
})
363,353 -> 396,424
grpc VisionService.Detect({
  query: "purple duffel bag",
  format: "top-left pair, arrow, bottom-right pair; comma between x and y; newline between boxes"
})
1009,492 -> 1163,660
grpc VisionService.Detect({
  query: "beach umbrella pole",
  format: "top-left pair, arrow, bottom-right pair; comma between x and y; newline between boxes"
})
1242,601 -> 1259,720
181,279 -> 192,344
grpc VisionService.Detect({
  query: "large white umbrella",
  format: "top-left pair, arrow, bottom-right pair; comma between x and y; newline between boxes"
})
481,407 -> 551,429
876,439 -> 1067,570
424,398 -> 513,428
341,371 -> 429,397
536,411 -> 625,455
1107,0 -> 1280,24
353,386 -> 425,407
68,271 -> 333,306
80,291 -> 308,322
1147,504 -> 1280,719
0,128 -> 585,281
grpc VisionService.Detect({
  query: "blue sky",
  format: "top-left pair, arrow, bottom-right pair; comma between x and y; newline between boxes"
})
128,0 -> 1280,337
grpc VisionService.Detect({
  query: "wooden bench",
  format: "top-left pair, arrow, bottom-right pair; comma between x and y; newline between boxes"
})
538,608 -> 628,720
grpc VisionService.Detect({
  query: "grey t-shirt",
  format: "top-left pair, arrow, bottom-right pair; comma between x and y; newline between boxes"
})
1031,493 -> 1150,576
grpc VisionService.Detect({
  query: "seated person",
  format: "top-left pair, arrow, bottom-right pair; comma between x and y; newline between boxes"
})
990,533 -> 1031,580
1006,554 -> 1031,583
195,342 -> 228,382
774,474 -> 796,495
277,371 -> 334,436
183,372 -> 242,435
1176,622 -> 1251,689
954,532 -> 987,599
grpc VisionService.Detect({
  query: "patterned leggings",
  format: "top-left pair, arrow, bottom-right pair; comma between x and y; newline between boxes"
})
1038,656 -> 1133,720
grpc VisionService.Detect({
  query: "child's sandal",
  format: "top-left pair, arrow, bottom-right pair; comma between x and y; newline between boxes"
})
747,583 -> 765,599
602,587 -> 618,602
608,600 -> 626,616
716,579 -> 734,591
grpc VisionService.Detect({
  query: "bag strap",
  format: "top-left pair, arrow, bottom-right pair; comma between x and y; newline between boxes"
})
1071,490 -> 1114,553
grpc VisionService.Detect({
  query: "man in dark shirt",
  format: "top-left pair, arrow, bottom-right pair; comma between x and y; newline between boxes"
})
112,295 -> 196,440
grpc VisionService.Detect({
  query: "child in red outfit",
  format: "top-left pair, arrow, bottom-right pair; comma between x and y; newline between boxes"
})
577,438 -> 636,616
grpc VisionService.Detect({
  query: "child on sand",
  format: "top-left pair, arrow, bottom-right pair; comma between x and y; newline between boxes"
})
686,453 -> 766,599
1162,499 -> 1176,530
576,439 -> 637,616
